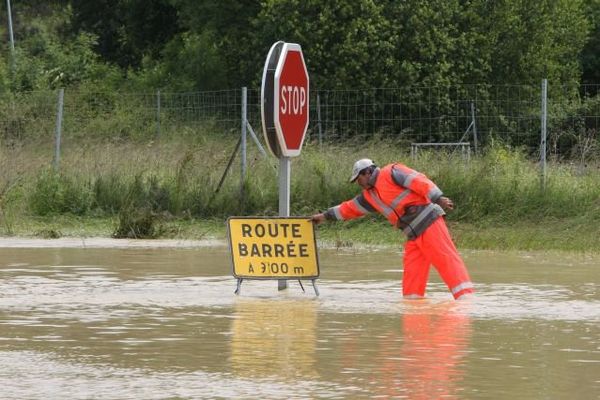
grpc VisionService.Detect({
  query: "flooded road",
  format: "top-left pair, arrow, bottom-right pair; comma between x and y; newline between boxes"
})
0,242 -> 598,399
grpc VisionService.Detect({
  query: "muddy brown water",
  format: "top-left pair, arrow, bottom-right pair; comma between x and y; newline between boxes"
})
0,240 -> 598,399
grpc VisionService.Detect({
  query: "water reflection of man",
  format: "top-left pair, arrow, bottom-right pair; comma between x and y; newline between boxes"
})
229,299 -> 317,380
377,303 -> 472,399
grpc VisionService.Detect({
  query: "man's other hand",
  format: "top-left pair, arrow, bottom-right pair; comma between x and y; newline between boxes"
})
437,196 -> 454,211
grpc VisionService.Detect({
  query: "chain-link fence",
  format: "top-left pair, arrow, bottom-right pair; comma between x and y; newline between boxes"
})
0,83 -> 599,160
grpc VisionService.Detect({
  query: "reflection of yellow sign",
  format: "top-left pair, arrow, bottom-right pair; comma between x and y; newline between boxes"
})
227,217 -> 319,279
230,299 -> 317,380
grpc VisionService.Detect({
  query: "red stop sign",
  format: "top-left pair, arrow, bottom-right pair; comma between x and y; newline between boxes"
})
274,43 -> 309,157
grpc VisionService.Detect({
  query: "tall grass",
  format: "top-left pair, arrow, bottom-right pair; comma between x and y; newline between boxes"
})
1,134 -> 600,240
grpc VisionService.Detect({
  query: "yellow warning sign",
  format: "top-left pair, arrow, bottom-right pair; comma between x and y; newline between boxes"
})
227,217 -> 320,279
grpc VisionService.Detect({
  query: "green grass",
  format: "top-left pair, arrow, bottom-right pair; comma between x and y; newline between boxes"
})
4,214 -> 598,253
1,134 -> 600,251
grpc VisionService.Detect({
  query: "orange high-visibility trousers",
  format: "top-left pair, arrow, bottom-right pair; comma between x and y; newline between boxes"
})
402,217 -> 473,299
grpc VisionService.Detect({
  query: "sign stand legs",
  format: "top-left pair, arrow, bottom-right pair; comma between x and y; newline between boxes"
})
234,278 -> 320,296
234,278 -> 244,295
277,279 -> 287,291
298,280 -> 305,293
298,280 -> 320,296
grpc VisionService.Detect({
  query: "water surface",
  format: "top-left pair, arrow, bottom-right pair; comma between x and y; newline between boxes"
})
0,244 -> 598,399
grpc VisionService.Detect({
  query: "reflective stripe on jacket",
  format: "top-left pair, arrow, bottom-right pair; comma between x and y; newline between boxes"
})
325,163 -> 445,240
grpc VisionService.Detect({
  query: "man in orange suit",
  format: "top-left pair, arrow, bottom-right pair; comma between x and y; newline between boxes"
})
311,159 -> 473,300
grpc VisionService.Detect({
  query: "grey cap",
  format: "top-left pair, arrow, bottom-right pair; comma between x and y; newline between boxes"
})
349,158 -> 375,182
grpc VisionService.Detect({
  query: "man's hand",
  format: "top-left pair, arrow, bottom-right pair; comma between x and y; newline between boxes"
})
437,196 -> 454,211
311,213 -> 326,225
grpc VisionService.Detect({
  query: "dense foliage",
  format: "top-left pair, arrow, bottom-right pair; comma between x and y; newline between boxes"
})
0,0 -> 598,92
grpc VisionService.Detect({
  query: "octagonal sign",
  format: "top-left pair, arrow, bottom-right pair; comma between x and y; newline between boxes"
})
274,43 -> 310,157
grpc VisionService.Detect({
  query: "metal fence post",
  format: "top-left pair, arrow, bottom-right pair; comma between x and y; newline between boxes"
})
471,102 -> 478,155
540,79 -> 548,189
317,93 -> 323,149
53,88 -> 64,171
241,87 -> 247,209
156,89 -> 161,138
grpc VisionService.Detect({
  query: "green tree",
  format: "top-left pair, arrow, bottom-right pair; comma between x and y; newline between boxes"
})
581,0 -> 600,83
70,0 -> 180,69
2,0 -> 595,93
480,0 -> 589,85
250,0 -> 395,89
168,0 -> 262,88
131,30 -> 228,91
383,0 -> 480,86
1,4 -> 120,91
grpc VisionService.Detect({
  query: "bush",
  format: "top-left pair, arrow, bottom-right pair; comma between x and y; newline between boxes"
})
112,206 -> 160,239
28,170 -> 93,215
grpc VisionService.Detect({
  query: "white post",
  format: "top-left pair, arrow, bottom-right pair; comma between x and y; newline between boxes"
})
6,0 -> 15,75
53,89 -> 64,171
540,79 -> 548,189
278,156 -> 291,290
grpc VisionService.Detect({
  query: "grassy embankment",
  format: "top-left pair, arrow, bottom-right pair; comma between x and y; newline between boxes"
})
1,133 -> 600,252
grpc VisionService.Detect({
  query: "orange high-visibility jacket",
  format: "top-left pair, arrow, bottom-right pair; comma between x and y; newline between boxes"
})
324,163 -> 445,239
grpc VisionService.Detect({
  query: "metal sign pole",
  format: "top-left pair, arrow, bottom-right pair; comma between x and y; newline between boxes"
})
278,157 -> 291,290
